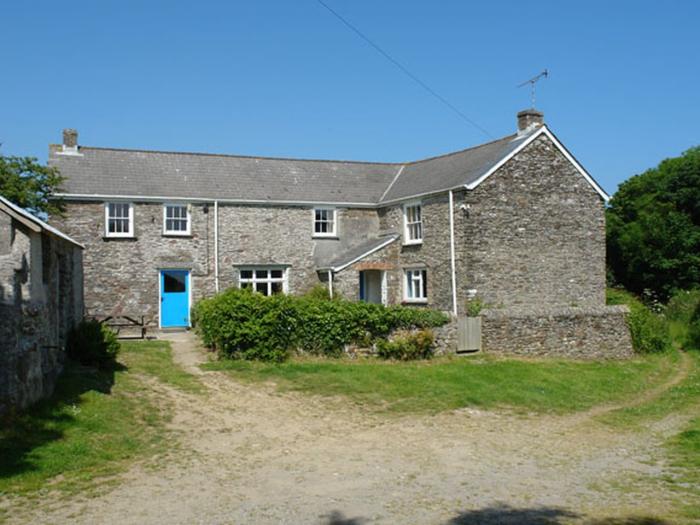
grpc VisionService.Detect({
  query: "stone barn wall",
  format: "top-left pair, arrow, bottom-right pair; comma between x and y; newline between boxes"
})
0,213 -> 83,415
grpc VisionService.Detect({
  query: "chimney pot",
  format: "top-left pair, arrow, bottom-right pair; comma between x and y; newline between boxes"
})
517,109 -> 544,132
62,128 -> 78,150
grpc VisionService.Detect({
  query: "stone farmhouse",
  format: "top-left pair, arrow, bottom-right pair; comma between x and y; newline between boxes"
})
49,110 -> 632,357
0,196 -> 83,414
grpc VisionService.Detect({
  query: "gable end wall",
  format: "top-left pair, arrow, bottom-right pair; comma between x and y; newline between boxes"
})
457,133 -> 606,309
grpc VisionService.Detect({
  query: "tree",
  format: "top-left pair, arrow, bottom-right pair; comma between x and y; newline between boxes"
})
0,155 -> 64,217
607,146 -> 700,299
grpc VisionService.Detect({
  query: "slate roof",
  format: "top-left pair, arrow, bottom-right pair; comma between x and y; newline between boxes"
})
50,129 -> 537,206
380,133 -> 530,203
320,234 -> 400,271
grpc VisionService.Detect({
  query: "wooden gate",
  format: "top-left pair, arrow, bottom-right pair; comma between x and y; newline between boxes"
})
457,316 -> 482,353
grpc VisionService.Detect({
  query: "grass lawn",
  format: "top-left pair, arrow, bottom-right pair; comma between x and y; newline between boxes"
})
0,340 -> 200,496
202,351 -> 682,415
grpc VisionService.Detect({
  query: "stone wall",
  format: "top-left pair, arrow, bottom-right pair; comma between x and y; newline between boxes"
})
377,193 -> 455,311
53,201 -> 380,325
0,218 -> 83,415
480,305 -> 633,359
458,134 -> 607,309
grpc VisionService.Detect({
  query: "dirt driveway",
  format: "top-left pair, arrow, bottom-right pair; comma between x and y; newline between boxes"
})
9,333 -> 692,524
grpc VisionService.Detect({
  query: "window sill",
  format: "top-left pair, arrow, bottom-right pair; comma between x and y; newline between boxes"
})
402,299 -> 428,305
103,236 -> 137,241
162,233 -> 193,238
402,240 -> 423,247
312,235 -> 339,240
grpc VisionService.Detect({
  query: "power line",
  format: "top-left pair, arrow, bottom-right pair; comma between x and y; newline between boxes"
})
315,0 -> 494,139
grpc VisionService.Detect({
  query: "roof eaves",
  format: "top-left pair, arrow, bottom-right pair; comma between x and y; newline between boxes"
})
0,196 -> 84,248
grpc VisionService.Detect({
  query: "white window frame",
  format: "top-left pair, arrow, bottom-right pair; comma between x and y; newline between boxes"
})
404,268 -> 428,303
238,266 -> 289,296
104,202 -> 134,238
163,203 -> 191,236
403,201 -> 423,245
312,207 -> 337,238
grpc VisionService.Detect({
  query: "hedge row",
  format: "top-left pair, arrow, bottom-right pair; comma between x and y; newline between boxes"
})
606,288 -> 671,354
193,287 -> 449,361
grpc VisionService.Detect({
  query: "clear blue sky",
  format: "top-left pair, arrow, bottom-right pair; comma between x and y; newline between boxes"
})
2,0 -> 698,195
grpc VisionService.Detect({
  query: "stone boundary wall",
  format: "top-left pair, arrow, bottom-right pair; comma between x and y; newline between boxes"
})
433,305 -> 634,359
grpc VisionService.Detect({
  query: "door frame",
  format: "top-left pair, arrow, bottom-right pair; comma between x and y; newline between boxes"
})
158,268 -> 192,329
360,269 -> 387,306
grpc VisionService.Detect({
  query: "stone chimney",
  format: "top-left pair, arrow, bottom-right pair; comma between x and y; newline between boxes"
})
62,128 -> 78,153
517,109 -> 544,133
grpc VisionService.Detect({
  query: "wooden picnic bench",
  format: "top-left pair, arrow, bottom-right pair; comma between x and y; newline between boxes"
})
89,315 -> 149,339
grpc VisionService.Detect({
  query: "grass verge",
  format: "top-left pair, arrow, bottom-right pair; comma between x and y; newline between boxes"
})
0,339 -> 200,496
202,352 -> 677,415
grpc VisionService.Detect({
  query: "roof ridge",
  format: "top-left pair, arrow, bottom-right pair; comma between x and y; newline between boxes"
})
50,132 -> 518,167
402,133 -> 519,166
57,145 -> 403,167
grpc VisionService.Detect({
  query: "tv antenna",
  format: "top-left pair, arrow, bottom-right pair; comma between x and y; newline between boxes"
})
517,69 -> 548,108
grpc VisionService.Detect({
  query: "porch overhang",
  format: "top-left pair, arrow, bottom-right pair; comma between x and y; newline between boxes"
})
317,234 -> 399,273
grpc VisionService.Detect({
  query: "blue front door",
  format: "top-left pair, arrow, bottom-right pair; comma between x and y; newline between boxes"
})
160,270 -> 190,328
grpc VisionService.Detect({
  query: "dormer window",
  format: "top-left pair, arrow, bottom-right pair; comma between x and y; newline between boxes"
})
163,204 -> 190,236
403,202 -> 423,245
105,202 -> 133,238
313,208 -> 336,237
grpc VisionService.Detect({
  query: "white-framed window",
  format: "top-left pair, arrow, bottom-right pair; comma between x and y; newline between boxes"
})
105,202 -> 133,237
404,268 -> 427,302
403,202 -> 423,244
239,267 -> 288,296
313,208 -> 337,237
163,204 -> 191,235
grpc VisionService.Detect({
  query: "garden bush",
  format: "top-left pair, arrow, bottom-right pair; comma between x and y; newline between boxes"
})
606,288 -> 671,354
193,287 -> 449,361
192,288 -> 296,362
375,330 -> 435,360
66,319 -> 120,369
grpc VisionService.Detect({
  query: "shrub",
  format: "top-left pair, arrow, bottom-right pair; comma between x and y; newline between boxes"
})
66,320 -> 120,368
376,330 -> 435,360
665,289 -> 700,324
688,302 -> 700,350
193,288 -> 295,362
302,284 -> 335,301
606,288 -> 671,354
193,288 -> 449,361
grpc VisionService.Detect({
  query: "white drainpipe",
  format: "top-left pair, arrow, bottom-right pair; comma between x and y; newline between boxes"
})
448,190 -> 458,316
214,200 -> 220,293
328,270 -> 334,298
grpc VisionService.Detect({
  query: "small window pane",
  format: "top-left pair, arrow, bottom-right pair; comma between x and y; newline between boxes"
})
255,269 -> 268,279
240,270 -> 253,279
271,282 -> 283,294
163,272 -> 186,293
165,205 -> 188,233
256,282 -> 268,295
271,270 -> 283,278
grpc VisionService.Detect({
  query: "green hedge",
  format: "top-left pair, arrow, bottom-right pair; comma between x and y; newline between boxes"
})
193,287 -> 449,361
606,288 -> 671,354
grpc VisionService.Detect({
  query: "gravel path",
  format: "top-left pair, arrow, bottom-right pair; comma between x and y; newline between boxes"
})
5,334 -> 693,524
